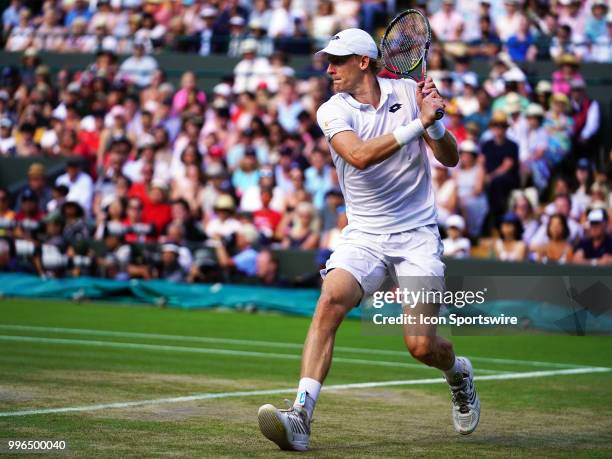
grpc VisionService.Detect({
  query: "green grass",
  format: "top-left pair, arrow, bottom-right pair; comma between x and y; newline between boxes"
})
0,297 -> 611,458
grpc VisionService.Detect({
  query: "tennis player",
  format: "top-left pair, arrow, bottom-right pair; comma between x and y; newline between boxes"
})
258,28 -> 480,451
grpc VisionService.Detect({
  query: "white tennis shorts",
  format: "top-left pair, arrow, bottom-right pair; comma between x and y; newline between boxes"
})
320,224 -> 445,296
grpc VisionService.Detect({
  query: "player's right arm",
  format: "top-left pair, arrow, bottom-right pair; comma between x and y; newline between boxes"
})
317,95 -> 443,171
328,130 -> 401,171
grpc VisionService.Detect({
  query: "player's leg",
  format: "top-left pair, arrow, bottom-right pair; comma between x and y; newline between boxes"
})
389,225 -> 480,434
257,269 -> 362,451
402,304 -> 480,435
258,228 -> 386,451
300,267 -> 363,383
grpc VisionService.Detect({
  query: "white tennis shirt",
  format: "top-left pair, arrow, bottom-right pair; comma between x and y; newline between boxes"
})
316,77 -> 437,234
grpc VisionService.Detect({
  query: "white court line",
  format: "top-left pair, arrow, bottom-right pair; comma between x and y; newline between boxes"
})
0,335 -> 501,374
0,325 -> 591,370
0,366 -> 609,418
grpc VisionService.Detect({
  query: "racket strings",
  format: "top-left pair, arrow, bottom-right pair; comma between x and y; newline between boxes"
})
382,12 -> 430,76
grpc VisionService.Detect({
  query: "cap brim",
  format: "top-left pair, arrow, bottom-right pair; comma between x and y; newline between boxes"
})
316,42 -> 353,57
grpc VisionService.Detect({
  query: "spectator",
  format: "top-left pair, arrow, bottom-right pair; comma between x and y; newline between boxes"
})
494,212 -> 527,261
534,80 -> 553,111
585,0 -> 609,45
17,163 -> 52,212
55,158 -> 94,215
206,194 -> 241,239
530,193 -> 583,249
123,196 -> 154,243
227,16 -> 248,57
467,15 -> 502,60
569,79 -> 600,156
505,14 -> 537,62
0,187 -> 15,238
118,39 -> 159,88
510,191 -> 540,246
544,92 -> 574,165
47,184 -> 69,215
198,6 -> 220,56
304,149 -> 333,209
64,0 -> 93,28
33,9 -> 65,52
521,103 -> 550,191
171,71 -> 206,116
240,166 -> 285,213
267,0 -> 294,40
310,0 -> 340,47
157,243 -> 187,282
557,0 -> 587,44
573,209 -> 611,266
454,74 -> 480,117
60,201 -> 89,242
481,111 -> 520,226
572,158 -> 593,216
249,0 -> 272,31
588,11 -> 612,63
432,163 -> 458,226
496,0 -> 522,42
453,140 -> 488,239
0,117 -> 16,156
552,54 -> 585,95
281,201 -> 319,249
2,0 -> 22,34
232,149 -> 260,197
94,197 -> 126,240
253,186 -> 282,240
532,213 -> 573,263
166,198 -> 203,242
445,103 -> 467,144
142,179 -> 172,236
255,248 -> 283,286
214,223 -> 260,277
550,24 -> 587,61
443,214 -> 471,259
6,9 -> 34,52
320,205 -> 347,251
233,39 -> 272,93
430,0 -> 464,43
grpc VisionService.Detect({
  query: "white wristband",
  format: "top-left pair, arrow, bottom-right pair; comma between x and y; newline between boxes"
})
426,120 -> 446,140
392,119 -> 425,147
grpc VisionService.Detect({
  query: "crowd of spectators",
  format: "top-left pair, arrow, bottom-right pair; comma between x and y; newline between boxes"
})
2,0 -> 611,62
0,0 -> 610,285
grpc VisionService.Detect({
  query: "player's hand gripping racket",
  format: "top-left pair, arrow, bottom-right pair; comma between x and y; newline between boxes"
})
381,9 -> 444,120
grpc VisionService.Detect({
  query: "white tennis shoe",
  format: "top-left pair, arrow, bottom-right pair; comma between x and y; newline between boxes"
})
258,402 -> 311,451
449,356 -> 480,435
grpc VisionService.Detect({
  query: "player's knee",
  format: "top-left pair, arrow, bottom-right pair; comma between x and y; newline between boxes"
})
406,337 -> 436,365
312,292 -> 348,331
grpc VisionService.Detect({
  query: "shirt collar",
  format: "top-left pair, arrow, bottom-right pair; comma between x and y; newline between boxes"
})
340,76 -> 393,111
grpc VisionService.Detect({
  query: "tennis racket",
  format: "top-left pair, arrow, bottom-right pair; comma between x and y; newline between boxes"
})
380,9 -> 444,120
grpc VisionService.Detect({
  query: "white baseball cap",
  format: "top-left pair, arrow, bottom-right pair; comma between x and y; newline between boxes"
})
446,214 -> 466,231
316,28 -> 379,59
459,139 -> 478,153
588,208 -> 606,223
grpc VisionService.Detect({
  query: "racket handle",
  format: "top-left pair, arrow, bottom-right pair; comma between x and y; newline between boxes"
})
435,109 -> 444,120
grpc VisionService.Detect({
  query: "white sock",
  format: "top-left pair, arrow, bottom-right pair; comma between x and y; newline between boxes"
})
443,357 -> 463,386
294,377 -> 321,419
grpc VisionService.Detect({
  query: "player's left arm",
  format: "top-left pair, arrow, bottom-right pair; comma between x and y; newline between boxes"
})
423,130 -> 458,167
416,78 -> 459,168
